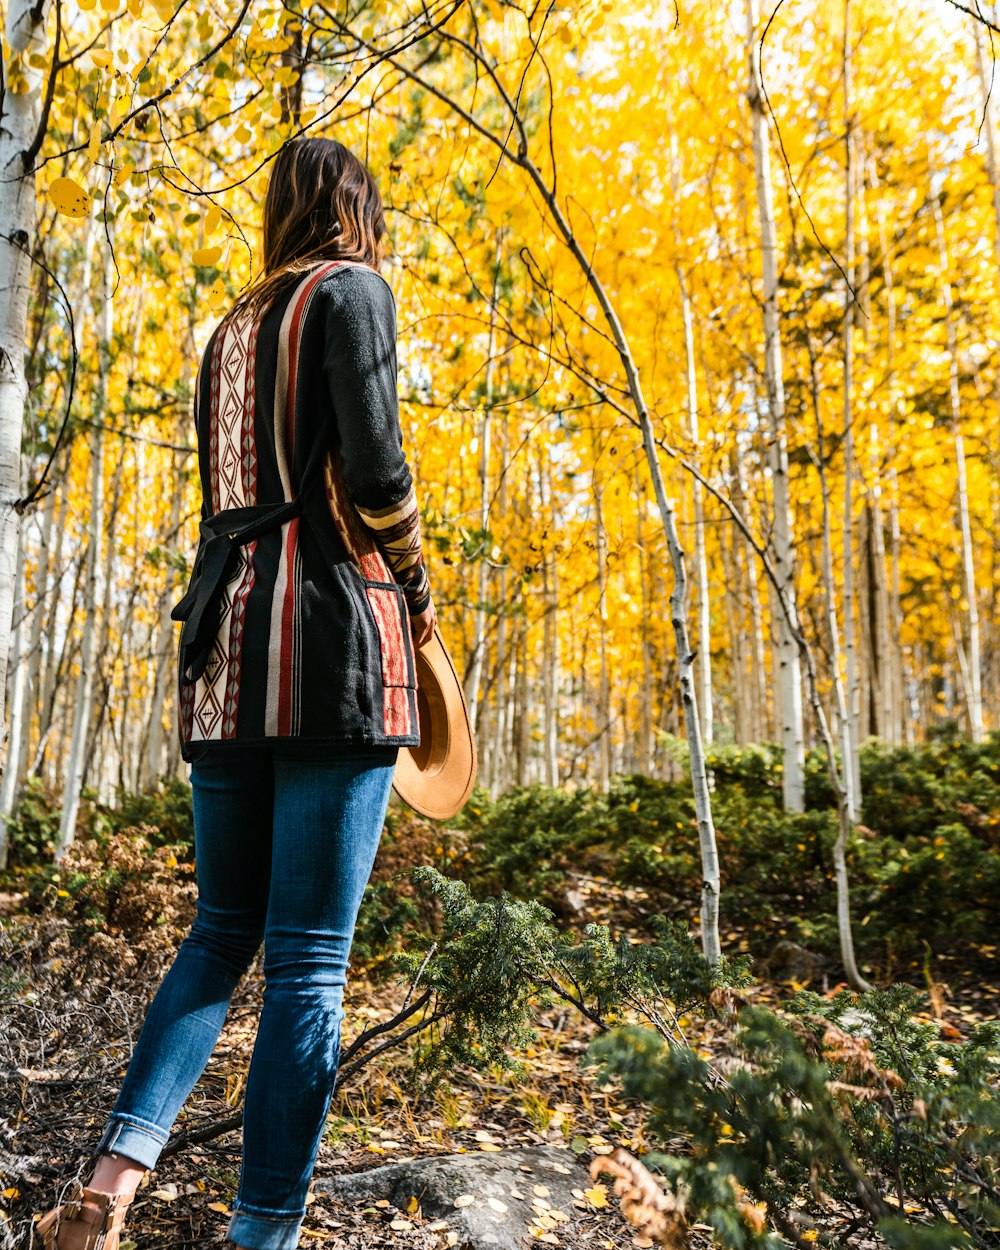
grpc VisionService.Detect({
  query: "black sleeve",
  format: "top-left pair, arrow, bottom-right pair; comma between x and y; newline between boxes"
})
320,265 -> 431,615
320,265 -> 411,510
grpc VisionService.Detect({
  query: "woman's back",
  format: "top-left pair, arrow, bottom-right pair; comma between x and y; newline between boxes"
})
176,259 -> 427,761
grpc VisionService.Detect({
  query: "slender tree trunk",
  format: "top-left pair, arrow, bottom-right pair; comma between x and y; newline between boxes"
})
635,466 -> 654,773
932,190 -> 984,742
721,518 -> 749,744
0,0 -> 53,758
731,447 -> 768,744
19,470 -> 57,786
83,440 -> 127,785
747,0 -> 805,810
867,157 -> 906,744
143,456 -> 183,788
37,482 -> 70,758
593,462 -> 612,794
514,618 -> 530,787
841,0 -> 861,817
807,337 -> 854,840
57,235 -> 114,857
0,490 -> 27,863
677,264 -> 713,746
464,229 -> 503,738
975,23 -> 1000,734
539,453 -> 559,787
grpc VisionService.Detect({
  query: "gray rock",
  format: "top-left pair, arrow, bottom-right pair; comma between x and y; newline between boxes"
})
316,1144 -> 596,1248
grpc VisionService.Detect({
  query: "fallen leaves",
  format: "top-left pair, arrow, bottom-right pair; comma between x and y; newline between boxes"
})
590,1146 -> 688,1249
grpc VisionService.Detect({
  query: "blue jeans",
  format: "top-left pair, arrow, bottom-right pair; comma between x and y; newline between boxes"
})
94,744 -> 398,1250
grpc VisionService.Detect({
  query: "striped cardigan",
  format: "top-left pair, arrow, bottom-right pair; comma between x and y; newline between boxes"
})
175,259 -> 429,763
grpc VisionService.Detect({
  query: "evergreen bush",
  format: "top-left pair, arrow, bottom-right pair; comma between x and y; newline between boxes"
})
585,983 -> 1000,1248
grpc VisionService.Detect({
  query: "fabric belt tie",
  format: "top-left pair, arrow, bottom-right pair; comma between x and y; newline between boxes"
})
171,496 -> 303,687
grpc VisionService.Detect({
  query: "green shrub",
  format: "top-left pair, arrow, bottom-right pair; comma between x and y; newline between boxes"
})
2,776 -> 67,868
351,879 -> 422,967
859,735 -> 1000,840
97,776 -> 195,857
585,983 -> 1000,1248
26,825 -> 195,945
391,867 -> 752,1097
855,821 -> 1000,953
455,782 -> 610,903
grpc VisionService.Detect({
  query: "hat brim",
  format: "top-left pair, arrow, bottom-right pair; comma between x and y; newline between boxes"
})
392,626 -> 477,821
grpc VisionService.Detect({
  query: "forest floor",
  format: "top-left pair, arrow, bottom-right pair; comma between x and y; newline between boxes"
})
1,866 -> 997,1250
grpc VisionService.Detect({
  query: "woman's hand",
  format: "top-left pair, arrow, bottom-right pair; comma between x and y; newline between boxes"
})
410,598 -> 438,648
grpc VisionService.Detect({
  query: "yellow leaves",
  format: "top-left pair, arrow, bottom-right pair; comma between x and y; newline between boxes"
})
127,0 -> 143,16
192,245 -> 223,267
208,277 -> 228,313
149,0 -> 177,23
233,123 -> 252,144
48,176 -> 91,218
86,122 -> 103,163
203,204 -> 222,234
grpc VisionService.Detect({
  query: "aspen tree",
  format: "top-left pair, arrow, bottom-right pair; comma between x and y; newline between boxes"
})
0,0 -> 53,762
143,456 -> 183,789
464,229 -> 504,739
932,186 -> 984,742
0,494 -> 27,861
57,227 -> 112,857
17,468 -> 56,789
841,0 -> 861,817
745,0 -> 806,812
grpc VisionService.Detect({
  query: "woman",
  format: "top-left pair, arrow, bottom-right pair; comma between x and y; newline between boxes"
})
33,136 -> 436,1250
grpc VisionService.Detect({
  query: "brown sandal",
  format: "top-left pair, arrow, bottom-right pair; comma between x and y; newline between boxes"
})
33,1179 -> 136,1250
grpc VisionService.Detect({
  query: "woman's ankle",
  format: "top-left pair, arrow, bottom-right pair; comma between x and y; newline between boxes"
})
88,1150 -> 148,1199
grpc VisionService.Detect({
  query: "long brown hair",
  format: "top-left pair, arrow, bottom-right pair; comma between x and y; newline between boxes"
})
228,137 -> 389,323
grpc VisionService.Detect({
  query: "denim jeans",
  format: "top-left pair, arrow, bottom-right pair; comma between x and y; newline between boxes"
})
94,743 -> 398,1250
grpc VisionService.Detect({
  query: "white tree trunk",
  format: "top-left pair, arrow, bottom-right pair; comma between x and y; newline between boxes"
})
677,266 -> 713,746
37,481 -> 70,762
746,0 -> 805,811
20,471 -> 57,783
464,229 -> 503,735
0,0 -> 53,769
593,465 -> 611,794
143,458 -> 183,788
0,494 -> 27,863
841,0 -> 861,818
57,236 -> 114,857
539,453 -> 559,787
932,190 -> 984,742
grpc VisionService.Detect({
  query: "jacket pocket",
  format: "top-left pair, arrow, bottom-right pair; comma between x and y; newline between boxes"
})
361,577 -> 417,690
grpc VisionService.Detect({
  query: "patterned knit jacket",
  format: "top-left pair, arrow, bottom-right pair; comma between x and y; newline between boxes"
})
174,259 -> 430,763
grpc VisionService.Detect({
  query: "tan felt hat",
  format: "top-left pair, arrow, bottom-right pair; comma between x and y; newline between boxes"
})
393,625 -> 477,820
